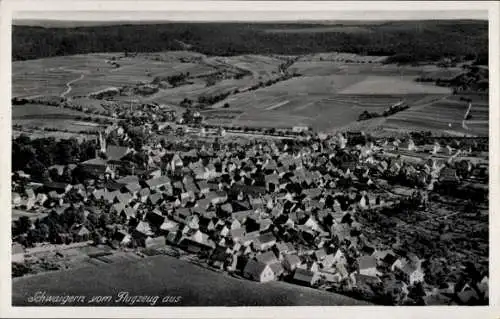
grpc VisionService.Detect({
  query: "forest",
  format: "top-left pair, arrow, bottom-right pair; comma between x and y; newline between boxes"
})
12,20 -> 488,63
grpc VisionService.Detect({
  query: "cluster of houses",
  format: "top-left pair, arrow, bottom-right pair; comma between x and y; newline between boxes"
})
11,125 -> 488,305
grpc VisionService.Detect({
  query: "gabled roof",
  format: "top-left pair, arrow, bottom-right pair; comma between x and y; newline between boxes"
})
358,256 -> 377,270
107,145 -> 130,161
123,206 -> 137,218
256,251 -> 278,265
284,254 -> 301,266
139,188 -> 151,197
117,175 -> 140,184
256,233 -> 276,245
293,268 -> 315,283
112,202 -> 126,213
81,158 -> 108,166
148,192 -> 164,204
230,228 -> 246,239
124,182 -> 142,193
146,176 -> 171,189
244,259 -> 269,279
116,192 -> 133,203
135,221 -> 153,235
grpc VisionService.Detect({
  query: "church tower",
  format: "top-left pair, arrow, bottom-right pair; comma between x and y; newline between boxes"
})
99,131 -> 107,154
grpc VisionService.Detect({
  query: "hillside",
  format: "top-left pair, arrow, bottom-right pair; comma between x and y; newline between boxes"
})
12,255 -> 371,306
12,20 -> 488,63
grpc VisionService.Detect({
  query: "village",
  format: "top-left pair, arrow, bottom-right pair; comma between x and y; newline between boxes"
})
11,107 -> 489,306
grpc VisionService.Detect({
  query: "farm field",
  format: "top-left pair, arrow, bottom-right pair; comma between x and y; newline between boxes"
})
204,55 -> 286,80
206,69 -> 452,131
13,104 -> 111,132
383,97 -> 485,135
12,54 -> 116,98
12,255 -> 370,306
13,51 -> 482,134
338,76 -> 453,95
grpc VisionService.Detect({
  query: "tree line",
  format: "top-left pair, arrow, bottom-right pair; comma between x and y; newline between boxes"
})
13,21 -> 487,63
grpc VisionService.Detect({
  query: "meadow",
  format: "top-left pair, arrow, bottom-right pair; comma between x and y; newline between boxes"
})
12,255 -> 370,306
13,104 -> 110,133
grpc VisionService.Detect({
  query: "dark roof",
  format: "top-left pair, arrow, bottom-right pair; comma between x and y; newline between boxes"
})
244,259 -> 268,279
107,145 -> 130,161
358,256 -> 377,270
293,268 -> 315,283
256,251 -> 278,265
257,233 -> 277,245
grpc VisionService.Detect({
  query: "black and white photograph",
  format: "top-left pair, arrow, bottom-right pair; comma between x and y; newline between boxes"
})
1,0 -> 498,317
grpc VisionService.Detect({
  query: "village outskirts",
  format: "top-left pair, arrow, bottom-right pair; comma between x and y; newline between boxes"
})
11,107 -> 489,306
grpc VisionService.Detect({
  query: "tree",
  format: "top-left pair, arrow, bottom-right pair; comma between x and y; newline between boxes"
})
14,216 -> 32,236
91,230 -> 102,245
223,102 -> 230,108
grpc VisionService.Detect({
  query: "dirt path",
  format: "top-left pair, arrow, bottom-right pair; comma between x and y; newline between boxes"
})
61,74 -> 85,98
462,102 -> 472,130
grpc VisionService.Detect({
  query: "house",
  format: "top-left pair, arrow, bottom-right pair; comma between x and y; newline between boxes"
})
146,176 -> 171,191
106,145 -> 132,162
145,236 -> 166,249
135,221 -> 154,238
160,219 -> 179,234
208,246 -> 229,268
12,192 -> 21,206
73,225 -> 91,241
400,261 -> 425,285
116,192 -> 133,205
112,202 -> 127,215
123,182 -> 141,195
148,192 -> 164,206
439,167 -> 459,184
113,230 -> 132,247
243,259 -> 276,283
206,191 -> 227,205
117,175 -> 140,185
254,233 -> 277,251
173,208 -> 192,224
44,181 -> 72,194
273,242 -> 294,259
293,268 -> 317,287
138,188 -> 151,202
197,181 -> 210,194
36,193 -> 48,206
230,228 -> 246,242
283,254 -> 302,272
144,210 -> 165,228
255,251 -> 279,265
265,174 -> 280,192
179,236 -> 215,254
357,256 -> 378,277
79,158 -> 115,178
269,262 -> 284,278
457,286 -> 480,304
122,206 -> 137,220
12,243 -> 25,263
314,248 -> 327,261
373,250 -> 398,267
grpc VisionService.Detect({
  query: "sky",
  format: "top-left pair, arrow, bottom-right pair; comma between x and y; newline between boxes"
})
13,10 -> 488,23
